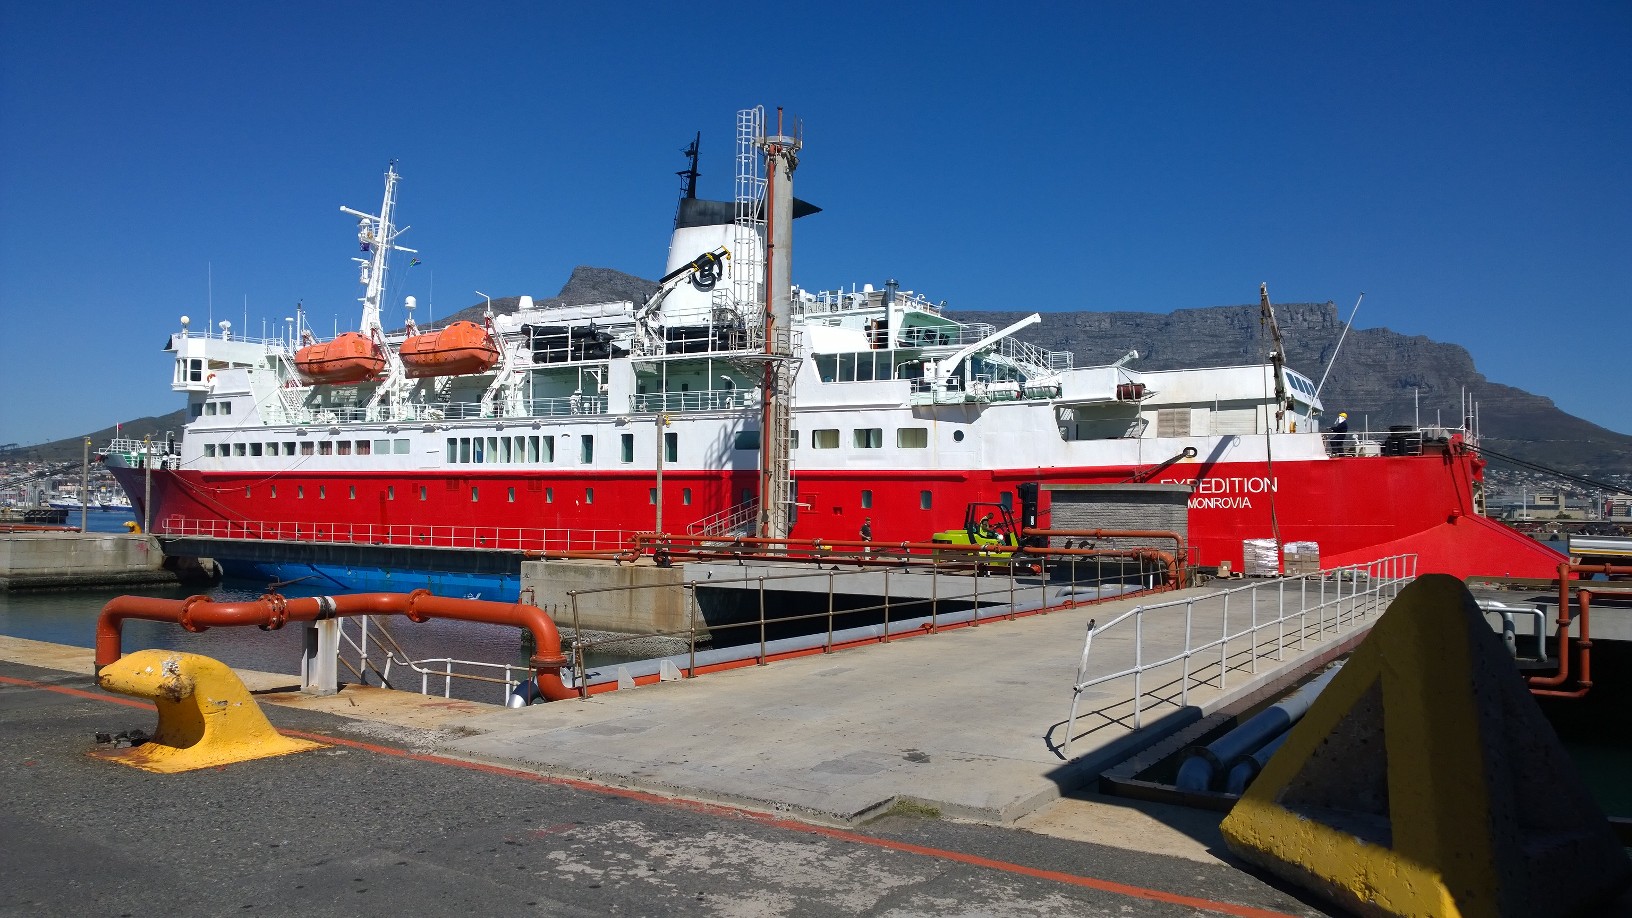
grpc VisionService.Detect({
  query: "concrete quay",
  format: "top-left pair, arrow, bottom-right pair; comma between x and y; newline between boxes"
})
0,575 -> 1390,825
0,530 -> 208,590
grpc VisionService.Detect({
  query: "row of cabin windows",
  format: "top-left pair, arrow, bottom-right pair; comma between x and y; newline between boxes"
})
204,438 -> 411,459
799,427 -> 935,450
193,402 -> 233,417
244,482 -> 703,506
448,434 -> 690,466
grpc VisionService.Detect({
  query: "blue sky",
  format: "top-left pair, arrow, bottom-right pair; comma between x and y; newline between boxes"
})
2,1 -> 1628,445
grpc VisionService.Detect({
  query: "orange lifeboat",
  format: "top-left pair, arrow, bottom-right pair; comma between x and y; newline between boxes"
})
293,332 -> 386,384
399,321 -> 500,378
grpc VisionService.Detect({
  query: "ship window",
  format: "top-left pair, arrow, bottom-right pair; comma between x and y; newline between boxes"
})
790,430 -> 799,450
205,402 -> 216,416
245,487 -> 251,497
513,436 -> 525,460
854,428 -> 883,449
648,488 -> 656,505
249,443 -> 263,456
664,431 -> 677,462
740,489 -> 752,505
546,487 -> 553,503
233,443 -> 246,456
356,440 -> 371,456
270,485 -> 276,498
621,433 -> 634,463
1000,492 -> 1013,511
812,429 -> 839,449
319,441 -> 333,456
283,442 -> 296,455
541,436 -> 555,462
387,486 -> 394,500
298,486 -> 304,498
349,486 -> 356,499
897,428 -> 928,449
584,487 -> 594,504
501,438 -> 512,463
419,485 -> 427,501
459,438 -> 471,463
204,444 -> 216,457
816,354 -> 837,382
920,490 -> 932,510
861,490 -> 873,509
508,487 -> 515,503
487,437 -> 499,462
300,441 -> 314,456
446,439 -> 456,462
527,436 -> 539,462
953,430 -> 965,442
189,358 -> 203,382
393,438 -> 409,454
471,486 -> 479,502
580,436 -> 594,464
371,439 -> 387,455
319,486 -> 326,499
733,430 -> 759,451
191,403 -> 204,419
472,439 -> 484,463
337,441 -> 351,456
683,488 -> 692,505
221,402 -> 231,415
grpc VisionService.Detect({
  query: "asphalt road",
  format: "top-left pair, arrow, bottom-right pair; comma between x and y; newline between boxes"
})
0,660 -> 1331,917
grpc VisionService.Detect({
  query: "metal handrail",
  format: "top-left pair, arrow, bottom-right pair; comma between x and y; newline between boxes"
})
1063,554 -> 1418,754
154,514 -> 632,552
335,615 -> 547,704
562,548 -> 1175,697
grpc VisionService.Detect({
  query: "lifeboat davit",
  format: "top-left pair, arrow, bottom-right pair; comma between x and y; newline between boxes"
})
293,332 -> 386,384
399,321 -> 500,378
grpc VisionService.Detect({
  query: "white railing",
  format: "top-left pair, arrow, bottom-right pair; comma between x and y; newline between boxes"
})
632,390 -> 752,413
333,616 -> 552,705
156,514 -> 633,552
1063,554 -> 1417,753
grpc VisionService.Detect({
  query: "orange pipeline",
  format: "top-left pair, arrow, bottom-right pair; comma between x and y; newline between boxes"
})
1530,561 -> 1631,697
96,590 -> 575,701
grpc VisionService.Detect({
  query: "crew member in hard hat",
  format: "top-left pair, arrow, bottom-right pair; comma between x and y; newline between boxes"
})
1326,412 -> 1353,456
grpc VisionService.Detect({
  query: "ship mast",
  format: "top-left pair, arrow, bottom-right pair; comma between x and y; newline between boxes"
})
758,108 -> 801,541
341,162 -> 417,338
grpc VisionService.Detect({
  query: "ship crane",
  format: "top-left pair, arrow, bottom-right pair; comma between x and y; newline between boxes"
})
1258,283 -> 1294,431
931,313 -> 1042,394
634,246 -> 731,355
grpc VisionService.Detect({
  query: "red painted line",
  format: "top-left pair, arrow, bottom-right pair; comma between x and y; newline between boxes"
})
4,673 -> 1295,918
0,674 -> 152,709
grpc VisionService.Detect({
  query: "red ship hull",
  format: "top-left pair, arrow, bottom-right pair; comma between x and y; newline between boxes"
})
110,443 -> 1563,581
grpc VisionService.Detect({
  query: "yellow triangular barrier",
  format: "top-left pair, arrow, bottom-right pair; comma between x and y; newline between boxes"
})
93,650 -> 324,773
1220,574 -> 1630,917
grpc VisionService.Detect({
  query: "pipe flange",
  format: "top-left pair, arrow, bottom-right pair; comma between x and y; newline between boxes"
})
258,592 -> 288,631
530,652 -> 569,668
403,588 -> 432,623
177,594 -> 212,634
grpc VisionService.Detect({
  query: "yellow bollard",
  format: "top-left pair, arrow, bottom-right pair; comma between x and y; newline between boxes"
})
1220,575 -> 1630,917
92,650 -> 323,773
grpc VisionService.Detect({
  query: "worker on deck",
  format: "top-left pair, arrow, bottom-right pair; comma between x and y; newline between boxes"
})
1326,412 -> 1353,456
860,517 -> 873,555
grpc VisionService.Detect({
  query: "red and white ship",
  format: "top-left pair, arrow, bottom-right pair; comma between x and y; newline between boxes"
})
104,107 -> 1562,593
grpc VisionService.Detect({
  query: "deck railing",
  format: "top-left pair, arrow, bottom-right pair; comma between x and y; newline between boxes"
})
156,515 -> 631,552
1063,554 -> 1417,753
